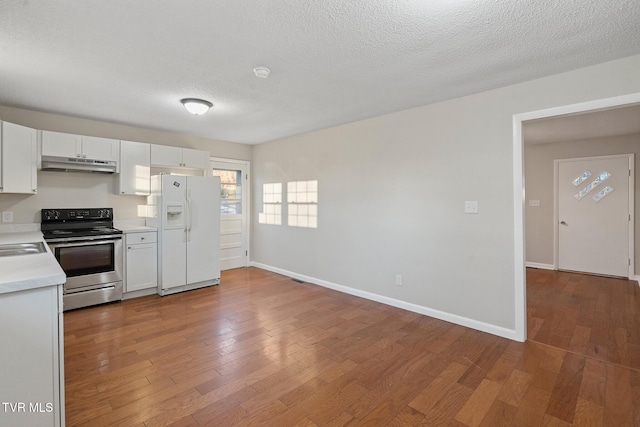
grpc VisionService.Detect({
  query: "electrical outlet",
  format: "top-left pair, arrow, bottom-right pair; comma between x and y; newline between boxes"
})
2,211 -> 13,223
528,199 -> 541,207
395,274 -> 403,287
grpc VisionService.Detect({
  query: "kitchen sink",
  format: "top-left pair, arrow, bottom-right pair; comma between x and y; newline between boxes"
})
0,242 -> 47,257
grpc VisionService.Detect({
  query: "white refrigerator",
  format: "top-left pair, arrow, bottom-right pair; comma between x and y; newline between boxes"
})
147,174 -> 221,296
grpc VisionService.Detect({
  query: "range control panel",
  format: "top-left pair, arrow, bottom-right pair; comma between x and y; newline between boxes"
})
42,208 -> 113,222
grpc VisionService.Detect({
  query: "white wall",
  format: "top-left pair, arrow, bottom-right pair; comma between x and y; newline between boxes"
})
525,133 -> 640,269
251,54 -> 640,338
0,106 -> 251,224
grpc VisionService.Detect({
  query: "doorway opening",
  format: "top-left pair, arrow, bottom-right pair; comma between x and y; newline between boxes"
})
513,92 -> 640,342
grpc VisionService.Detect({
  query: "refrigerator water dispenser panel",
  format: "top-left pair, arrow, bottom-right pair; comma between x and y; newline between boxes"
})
164,204 -> 184,228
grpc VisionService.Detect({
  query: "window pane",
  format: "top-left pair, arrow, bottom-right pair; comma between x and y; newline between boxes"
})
286,180 -> 318,229
213,168 -> 243,215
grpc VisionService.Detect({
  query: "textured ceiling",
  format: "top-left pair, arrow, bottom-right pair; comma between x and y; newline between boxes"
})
1,1 -> 640,144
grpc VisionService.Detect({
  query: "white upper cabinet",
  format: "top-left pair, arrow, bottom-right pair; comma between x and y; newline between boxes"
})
182,148 -> 210,170
40,130 -> 81,158
118,140 -> 151,195
0,121 -> 38,194
150,144 -> 182,167
150,144 -> 209,170
41,131 -> 119,162
81,136 -> 120,162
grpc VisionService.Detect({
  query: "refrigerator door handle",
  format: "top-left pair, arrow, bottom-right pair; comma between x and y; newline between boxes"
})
187,193 -> 193,241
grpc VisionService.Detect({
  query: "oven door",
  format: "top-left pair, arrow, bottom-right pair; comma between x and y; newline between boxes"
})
48,236 -> 123,292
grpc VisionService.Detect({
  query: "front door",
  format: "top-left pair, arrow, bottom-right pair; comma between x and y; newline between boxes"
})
557,154 -> 633,277
211,159 -> 249,270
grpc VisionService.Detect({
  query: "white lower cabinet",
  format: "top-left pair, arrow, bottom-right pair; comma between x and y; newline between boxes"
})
125,231 -> 157,293
0,285 -> 64,427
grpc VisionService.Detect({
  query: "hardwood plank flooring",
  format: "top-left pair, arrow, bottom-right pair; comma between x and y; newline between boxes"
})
64,267 -> 640,426
527,268 -> 640,371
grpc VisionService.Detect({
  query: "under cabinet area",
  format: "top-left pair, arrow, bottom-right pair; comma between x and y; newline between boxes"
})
41,130 -> 119,163
124,231 -> 157,294
0,121 -> 38,194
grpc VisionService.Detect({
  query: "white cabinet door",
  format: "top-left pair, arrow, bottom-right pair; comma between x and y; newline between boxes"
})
118,140 -> 151,195
151,144 -> 209,170
126,240 -> 158,292
182,148 -> 209,170
0,285 -> 63,427
81,136 -> 119,161
41,130 -> 81,158
1,121 -> 37,194
151,144 -> 182,167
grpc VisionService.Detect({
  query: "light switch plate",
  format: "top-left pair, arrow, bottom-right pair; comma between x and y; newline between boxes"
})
2,211 -> 14,223
464,201 -> 479,214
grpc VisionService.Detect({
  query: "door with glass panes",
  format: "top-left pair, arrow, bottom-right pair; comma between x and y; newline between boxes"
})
211,159 -> 249,270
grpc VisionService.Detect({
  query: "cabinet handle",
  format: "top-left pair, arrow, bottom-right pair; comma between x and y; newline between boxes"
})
141,237 -> 145,240
128,247 -> 131,250
76,154 -> 81,158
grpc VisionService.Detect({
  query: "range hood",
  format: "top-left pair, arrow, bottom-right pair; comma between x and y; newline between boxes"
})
41,155 -> 117,174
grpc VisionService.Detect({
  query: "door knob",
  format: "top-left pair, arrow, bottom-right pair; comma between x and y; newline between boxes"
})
560,221 -> 567,225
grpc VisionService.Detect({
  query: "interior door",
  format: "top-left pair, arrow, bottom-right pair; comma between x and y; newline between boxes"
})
557,155 -> 632,277
212,160 -> 249,270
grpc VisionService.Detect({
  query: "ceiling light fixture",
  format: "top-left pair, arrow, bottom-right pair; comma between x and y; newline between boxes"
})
253,67 -> 271,79
180,98 -> 213,115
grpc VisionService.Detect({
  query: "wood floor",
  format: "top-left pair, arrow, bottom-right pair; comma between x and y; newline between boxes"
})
64,267 -> 640,426
527,268 -> 640,371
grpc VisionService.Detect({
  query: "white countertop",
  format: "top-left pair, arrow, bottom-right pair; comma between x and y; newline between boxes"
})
0,231 -> 66,295
119,225 -> 157,233
114,219 -> 157,233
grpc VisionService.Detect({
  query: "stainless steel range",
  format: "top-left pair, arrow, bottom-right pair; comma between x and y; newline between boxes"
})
41,208 -> 123,311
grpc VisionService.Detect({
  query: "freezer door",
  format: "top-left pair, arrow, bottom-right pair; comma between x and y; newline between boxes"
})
161,175 -> 186,204
186,176 -> 221,284
160,228 -> 187,290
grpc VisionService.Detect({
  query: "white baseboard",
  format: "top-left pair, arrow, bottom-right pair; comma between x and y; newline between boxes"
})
524,263 -> 639,284
250,262 -> 519,341
525,262 -> 555,270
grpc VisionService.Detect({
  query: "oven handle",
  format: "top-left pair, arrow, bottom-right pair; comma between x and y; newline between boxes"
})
47,237 -> 123,247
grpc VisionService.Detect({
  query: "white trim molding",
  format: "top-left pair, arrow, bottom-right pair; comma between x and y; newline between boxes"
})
513,91 -> 640,343
251,262 -> 519,341
525,262 -> 555,270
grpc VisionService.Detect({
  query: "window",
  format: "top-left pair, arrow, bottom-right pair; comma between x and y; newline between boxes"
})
287,180 -> 318,228
212,169 -> 242,215
258,183 -> 282,225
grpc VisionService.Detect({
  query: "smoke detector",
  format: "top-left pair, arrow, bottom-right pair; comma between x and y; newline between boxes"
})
253,67 -> 271,79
